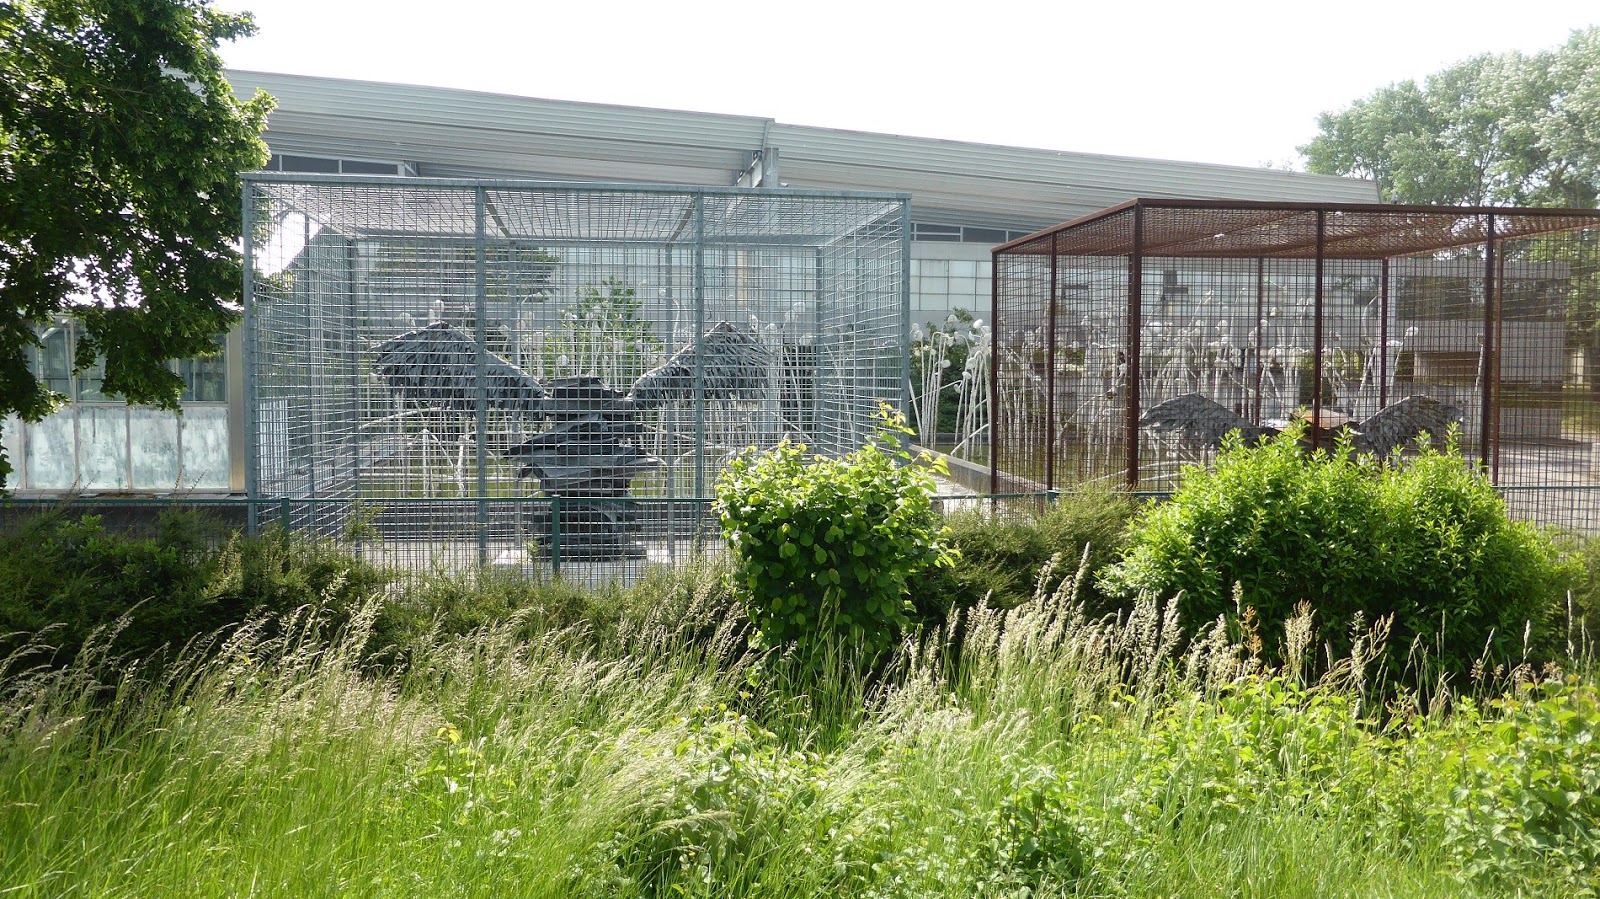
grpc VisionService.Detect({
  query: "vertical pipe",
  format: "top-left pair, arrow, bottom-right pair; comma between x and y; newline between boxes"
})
550,496 -> 562,578
814,246 -> 824,449
302,212 -> 317,517
662,245 -> 676,563
899,201 -> 913,422
1126,205 -> 1145,489
1311,210 -> 1326,453
475,187 -> 489,565
241,179 -> 259,534
1379,257 -> 1391,409
989,244 -> 1000,496
692,193 -> 706,500
1481,214 -> 1497,475
1045,232 -> 1059,490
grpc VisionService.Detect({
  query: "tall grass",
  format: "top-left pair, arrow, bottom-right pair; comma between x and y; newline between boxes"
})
2,556 -> 1595,897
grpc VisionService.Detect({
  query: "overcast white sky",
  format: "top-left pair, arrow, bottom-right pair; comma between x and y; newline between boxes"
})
217,0 -> 1598,171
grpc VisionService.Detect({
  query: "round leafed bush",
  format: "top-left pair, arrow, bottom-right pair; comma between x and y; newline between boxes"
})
714,407 -> 954,666
1096,426 -> 1578,681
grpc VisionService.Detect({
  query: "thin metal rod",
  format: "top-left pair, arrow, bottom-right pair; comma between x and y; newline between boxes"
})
692,195 -> 706,501
1126,204 -> 1144,488
1481,214 -> 1497,475
1046,232 -> 1059,490
475,187 -> 489,564
1311,210 -> 1326,453
899,201 -> 913,420
303,211 -> 317,513
1379,257 -> 1390,409
241,179 -> 259,534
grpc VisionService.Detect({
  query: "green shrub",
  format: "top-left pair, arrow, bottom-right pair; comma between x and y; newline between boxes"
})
0,510 -> 389,667
908,489 -> 1134,619
0,510 -> 217,663
714,407 -> 955,666
1098,427 -> 1577,681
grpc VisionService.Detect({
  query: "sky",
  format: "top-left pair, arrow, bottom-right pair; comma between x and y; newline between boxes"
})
217,0 -> 1599,171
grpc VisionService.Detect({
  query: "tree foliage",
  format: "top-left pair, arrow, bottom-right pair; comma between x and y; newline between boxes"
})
0,0 -> 273,485
1301,27 -> 1600,207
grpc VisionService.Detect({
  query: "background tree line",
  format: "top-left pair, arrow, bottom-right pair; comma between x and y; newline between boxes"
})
1303,26 -> 1599,207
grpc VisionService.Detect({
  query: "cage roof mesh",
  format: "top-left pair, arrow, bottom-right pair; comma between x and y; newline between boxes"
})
1000,199 -> 1600,259
252,178 -> 906,245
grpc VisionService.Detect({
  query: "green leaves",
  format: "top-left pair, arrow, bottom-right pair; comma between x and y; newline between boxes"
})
0,0 -> 273,486
713,406 -> 955,669
1098,426 -> 1576,683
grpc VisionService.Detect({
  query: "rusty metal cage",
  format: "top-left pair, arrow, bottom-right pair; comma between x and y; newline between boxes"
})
243,175 -> 909,577
993,199 -> 1600,531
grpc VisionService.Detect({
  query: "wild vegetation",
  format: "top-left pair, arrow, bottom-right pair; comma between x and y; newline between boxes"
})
2,428 -> 1598,897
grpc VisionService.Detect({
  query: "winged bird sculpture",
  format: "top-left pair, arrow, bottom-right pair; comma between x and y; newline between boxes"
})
1140,393 -> 1462,456
369,319 -> 771,558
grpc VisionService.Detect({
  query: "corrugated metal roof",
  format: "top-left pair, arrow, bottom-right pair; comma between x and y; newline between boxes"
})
229,71 -> 1379,230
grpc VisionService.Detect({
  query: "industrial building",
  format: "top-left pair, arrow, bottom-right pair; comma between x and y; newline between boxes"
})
4,71 -> 1378,495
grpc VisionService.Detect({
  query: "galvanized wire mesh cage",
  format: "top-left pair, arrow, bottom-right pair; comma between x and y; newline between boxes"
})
993,199 -> 1600,532
242,175 -> 909,574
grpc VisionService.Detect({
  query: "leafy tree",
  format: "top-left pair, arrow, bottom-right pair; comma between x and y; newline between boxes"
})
0,0 -> 273,485
1301,27 -> 1599,207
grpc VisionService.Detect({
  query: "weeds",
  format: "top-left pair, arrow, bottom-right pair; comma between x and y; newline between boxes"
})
3,545 -> 1594,897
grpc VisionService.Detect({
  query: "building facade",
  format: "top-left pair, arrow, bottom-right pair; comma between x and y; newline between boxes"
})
2,71 -> 1379,494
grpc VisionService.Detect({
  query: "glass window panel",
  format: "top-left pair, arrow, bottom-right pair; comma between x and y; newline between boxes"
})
130,408 -> 181,489
27,410 -> 77,489
179,406 -> 230,489
78,407 -> 128,488
37,323 -> 72,397
279,154 -> 340,173
339,159 -> 399,175
963,227 -> 1007,244
2,416 -> 21,489
76,354 -> 114,402
178,347 -> 228,402
950,261 -> 978,279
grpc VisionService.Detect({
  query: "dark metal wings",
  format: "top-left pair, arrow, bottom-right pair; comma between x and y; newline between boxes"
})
1139,394 -> 1275,446
626,321 -> 771,409
371,321 -> 544,417
1351,395 -> 1462,456
1140,392 -> 1462,455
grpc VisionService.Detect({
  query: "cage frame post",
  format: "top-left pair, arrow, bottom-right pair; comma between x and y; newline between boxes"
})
241,178 -> 259,535
1125,204 -> 1144,489
1311,209 -> 1326,454
1480,213 -> 1498,475
475,187 -> 490,565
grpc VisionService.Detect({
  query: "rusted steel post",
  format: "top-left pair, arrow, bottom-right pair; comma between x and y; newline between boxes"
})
1311,210 -> 1326,453
1481,214 -> 1498,476
1493,249 -> 1506,481
1126,205 -> 1144,488
1253,257 -> 1265,423
1045,233 -> 1059,490
989,247 -> 1000,496
1379,257 -> 1390,409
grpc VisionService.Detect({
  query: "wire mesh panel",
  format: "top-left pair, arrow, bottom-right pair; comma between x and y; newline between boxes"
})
243,175 -> 908,576
994,200 -> 1600,531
